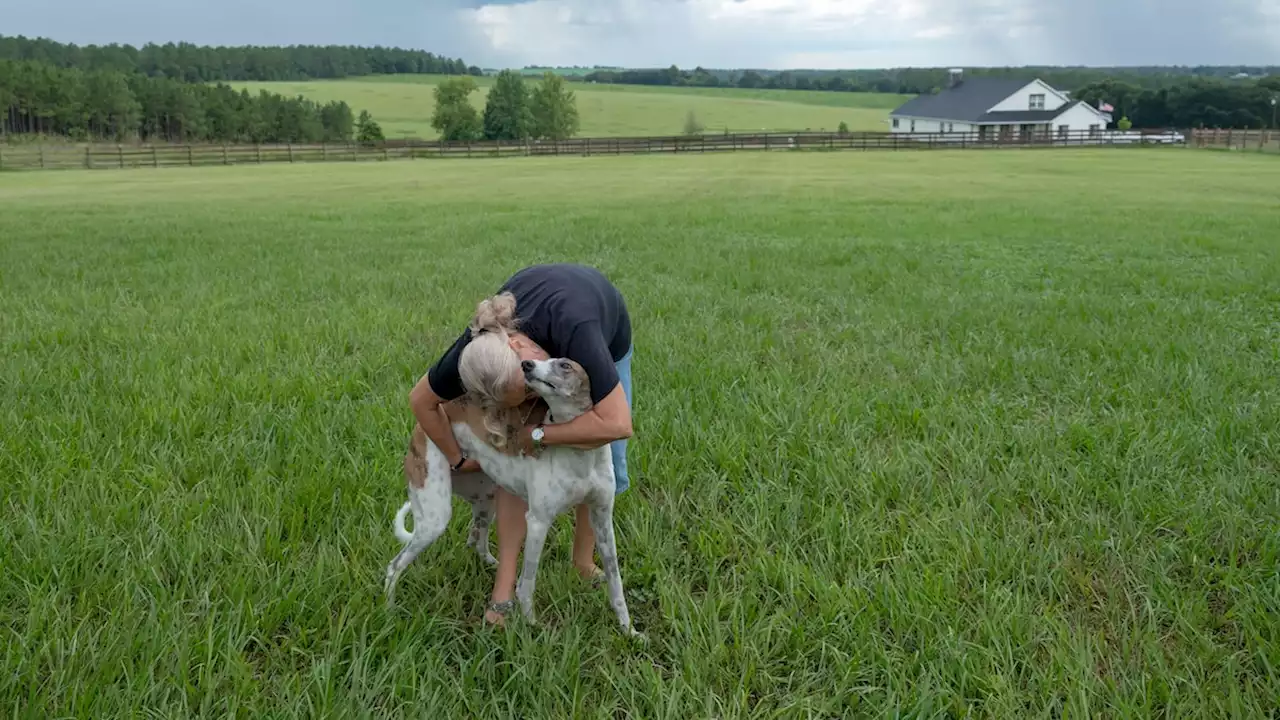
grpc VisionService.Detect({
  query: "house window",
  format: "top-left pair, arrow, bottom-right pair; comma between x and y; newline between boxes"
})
1088,124 -> 1100,137
892,117 -> 899,129
910,119 -> 916,132
946,122 -> 954,133
1057,124 -> 1068,139
1029,93 -> 1045,110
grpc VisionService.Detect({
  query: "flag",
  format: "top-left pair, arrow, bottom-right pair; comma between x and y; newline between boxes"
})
1099,102 -> 1114,112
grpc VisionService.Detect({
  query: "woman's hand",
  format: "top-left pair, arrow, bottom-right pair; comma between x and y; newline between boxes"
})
456,457 -> 483,473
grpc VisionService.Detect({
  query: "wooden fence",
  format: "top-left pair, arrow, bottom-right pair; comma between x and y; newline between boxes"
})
1188,128 -> 1280,153
0,128 -> 1270,172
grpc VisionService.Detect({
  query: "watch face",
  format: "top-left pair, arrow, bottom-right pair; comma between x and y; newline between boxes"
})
532,428 -> 544,442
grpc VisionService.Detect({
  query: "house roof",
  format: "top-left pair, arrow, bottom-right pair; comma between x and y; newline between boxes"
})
975,101 -> 1102,123
889,77 -> 1031,122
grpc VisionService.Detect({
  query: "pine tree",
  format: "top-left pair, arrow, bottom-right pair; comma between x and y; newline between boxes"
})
529,71 -> 580,140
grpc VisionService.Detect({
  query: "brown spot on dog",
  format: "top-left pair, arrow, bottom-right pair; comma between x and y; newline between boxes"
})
405,424 -> 429,489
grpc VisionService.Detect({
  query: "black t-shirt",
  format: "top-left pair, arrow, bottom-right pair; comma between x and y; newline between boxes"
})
427,264 -> 631,406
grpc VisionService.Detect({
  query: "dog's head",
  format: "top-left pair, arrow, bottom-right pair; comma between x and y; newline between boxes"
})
521,357 -> 591,421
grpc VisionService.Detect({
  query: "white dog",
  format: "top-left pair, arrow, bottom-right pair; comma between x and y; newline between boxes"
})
384,357 -> 641,638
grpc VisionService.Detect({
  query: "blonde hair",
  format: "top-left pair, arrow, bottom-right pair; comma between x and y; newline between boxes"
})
459,291 -> 522,448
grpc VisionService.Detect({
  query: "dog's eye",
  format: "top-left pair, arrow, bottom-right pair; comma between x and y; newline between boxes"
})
559,361 -> 571,371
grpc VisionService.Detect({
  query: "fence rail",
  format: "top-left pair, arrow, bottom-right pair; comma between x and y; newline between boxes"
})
0,128 -> 1274,172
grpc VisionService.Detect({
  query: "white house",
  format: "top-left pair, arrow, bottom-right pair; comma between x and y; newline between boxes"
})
888,69 -> 1113,141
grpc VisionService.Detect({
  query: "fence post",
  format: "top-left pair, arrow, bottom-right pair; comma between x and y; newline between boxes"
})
40,145 -> 45,169
288,144 -> 294,163
257,145 -> 262,163
322,143 -> 327,161
85,146 -> 92,169
0,145 -> 4,171
223,145 -> 228,165
152,145 -> 158,168
383,144 -> 389,161
118,144 -> 124,168
188,145 -> 194,166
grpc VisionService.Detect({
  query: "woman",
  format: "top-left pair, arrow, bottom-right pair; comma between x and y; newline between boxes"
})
408,263 -> 634,626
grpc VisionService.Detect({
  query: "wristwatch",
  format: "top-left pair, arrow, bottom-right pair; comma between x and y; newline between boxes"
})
531,425 -> 545,450
451,453 -> 468,471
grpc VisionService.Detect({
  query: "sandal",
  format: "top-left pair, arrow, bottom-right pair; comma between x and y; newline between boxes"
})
580,566 -> 606,589
484,599 -> 515,626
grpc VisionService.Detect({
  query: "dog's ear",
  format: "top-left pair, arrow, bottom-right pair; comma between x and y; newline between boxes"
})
564,359 -> 592,403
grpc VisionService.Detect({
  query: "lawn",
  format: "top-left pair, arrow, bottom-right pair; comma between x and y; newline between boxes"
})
2,148 -> 1279,717
236,76 -> 907,139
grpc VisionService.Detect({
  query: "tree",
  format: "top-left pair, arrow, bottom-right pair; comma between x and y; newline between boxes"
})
737,70 -> 765,89
356,110 -> 384,144
529,71 -> 580,140
481,69 -> 533,141
837,120 -> 850,136
1117,115 -> 1132,130
682,109 -> 704,136
431,76 -> 482,141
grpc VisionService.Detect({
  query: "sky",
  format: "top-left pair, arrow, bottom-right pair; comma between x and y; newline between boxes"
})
6,0 -> 1279,70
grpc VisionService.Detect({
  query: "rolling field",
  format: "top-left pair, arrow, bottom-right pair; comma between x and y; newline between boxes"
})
237,75 -> 908,139
3,148 -> 1280,717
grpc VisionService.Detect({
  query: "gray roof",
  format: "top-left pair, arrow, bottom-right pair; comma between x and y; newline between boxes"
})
890,77 -> 1087,123
974,101 -> 1093,123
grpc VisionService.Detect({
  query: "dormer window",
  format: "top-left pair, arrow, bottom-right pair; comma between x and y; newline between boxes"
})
1029,93 -> 1045,110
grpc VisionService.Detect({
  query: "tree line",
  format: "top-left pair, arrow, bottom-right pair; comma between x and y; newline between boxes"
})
0,58 -> 376,143
1072,76 -> 1280,129
431,70 -> 581,142
582,64 -> 1280,96
0,34 -> 479,83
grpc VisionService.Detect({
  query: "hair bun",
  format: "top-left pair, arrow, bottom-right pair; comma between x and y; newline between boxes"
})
468,291 -> 519,337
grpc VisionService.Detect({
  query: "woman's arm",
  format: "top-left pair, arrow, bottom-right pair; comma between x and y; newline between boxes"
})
521,381 -> 632,452
410,374 -> 481,472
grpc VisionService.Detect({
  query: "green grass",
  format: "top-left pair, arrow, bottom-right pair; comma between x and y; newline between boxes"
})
3,148 -> 1279,717
237,75 -> 907,139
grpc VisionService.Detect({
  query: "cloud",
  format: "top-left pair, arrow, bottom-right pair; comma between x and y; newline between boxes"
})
4,0 -> 1279,69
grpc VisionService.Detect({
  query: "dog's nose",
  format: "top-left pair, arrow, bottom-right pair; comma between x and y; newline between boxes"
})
521,360 -> 535,373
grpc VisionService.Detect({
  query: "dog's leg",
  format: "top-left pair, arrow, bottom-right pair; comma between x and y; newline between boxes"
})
589,502 -> 644,640
514,509 -> 553,625
453,474 -> 498,567
466,498 -> 498,566
385,440 -> 453,606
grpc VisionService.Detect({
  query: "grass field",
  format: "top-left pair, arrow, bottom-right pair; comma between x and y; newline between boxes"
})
237,75 -> 908,139
3,148 -> 1279,717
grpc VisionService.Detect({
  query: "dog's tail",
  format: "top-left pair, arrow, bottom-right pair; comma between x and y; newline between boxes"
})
394,501 -> 413,544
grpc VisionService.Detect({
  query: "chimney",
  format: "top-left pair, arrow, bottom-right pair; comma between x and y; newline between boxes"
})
948,68 -> 963,88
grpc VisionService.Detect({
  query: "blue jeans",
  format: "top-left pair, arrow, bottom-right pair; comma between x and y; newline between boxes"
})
611,344 -> 633,495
